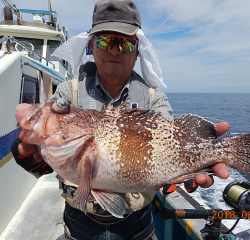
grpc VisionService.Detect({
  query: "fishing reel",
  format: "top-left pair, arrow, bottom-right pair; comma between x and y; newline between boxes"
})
158,181 -> 250,240
201,181 -> 250,240
223,181 -> 250,213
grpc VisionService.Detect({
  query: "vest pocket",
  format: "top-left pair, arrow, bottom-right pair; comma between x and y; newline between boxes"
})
130,204 -> 151,221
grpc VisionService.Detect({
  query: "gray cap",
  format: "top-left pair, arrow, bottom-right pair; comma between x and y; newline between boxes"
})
89,0 -> 141,36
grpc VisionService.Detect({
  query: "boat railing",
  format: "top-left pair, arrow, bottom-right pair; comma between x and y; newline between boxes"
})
0,36 -> 55,69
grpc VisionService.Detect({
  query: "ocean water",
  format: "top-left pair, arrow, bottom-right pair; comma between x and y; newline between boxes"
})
166,93 -> 250,233
167,93 -> 250,135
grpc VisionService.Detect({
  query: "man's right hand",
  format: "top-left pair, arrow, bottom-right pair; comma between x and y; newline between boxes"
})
18,142 -> 44,163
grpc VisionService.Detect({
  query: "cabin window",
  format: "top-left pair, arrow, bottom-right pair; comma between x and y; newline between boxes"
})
0,36 -> 3,50
47,40 -> 70,70
47,40 -> 61,61
14,37 -> 43,60
52,83 -> 57,93
20,75 -> 39,104
62,59 -> 68,69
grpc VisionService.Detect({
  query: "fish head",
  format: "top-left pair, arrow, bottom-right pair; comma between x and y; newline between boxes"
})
15,98 -> 97,146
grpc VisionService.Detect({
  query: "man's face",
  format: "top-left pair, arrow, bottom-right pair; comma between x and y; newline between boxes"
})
89,32 -> 139,80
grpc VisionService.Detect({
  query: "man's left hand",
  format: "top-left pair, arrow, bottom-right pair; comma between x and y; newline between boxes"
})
195,122 -> 230,188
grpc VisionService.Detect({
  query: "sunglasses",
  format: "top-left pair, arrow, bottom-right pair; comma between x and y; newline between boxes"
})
95,34 -> 138,53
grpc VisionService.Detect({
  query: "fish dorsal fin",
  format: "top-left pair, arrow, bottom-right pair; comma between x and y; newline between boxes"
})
101,102 -> 170,123
101,101 -> 128,118
123,108 -> 168,122
173,114 -> 217,140
101,101 -> 127,113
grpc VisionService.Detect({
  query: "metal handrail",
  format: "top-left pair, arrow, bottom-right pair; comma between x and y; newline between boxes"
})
1,36 -> 55,69
0,36 -> 9,45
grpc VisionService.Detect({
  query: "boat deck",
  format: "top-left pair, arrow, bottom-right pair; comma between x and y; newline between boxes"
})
0,173 -> 65,240
1,173 -> 250,240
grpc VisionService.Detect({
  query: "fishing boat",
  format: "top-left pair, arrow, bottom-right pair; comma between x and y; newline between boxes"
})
0,0 -> 73,235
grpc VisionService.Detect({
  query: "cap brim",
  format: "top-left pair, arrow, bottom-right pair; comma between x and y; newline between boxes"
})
89,22 -> 139,36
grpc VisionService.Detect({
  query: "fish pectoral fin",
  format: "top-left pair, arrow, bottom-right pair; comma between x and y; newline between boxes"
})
73,157 -> 92,212
91,190 -> 126,218
171,168 -> 214,184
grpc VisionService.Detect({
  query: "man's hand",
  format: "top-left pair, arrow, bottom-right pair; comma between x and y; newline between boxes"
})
12,139 -> 53,175
195,122 -> 230,188
18,142 -> 44,163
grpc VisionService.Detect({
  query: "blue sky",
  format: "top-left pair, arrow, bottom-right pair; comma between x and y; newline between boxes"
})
10,0 -> 250,93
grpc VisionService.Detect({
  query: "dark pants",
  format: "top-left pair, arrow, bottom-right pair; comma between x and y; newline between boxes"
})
64,202 -> 154,240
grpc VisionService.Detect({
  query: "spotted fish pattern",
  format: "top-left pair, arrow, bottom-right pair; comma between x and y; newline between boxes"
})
15,100 -> 250,218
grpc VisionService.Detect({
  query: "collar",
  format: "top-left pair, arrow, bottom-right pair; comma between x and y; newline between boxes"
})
95,72 -> 130,102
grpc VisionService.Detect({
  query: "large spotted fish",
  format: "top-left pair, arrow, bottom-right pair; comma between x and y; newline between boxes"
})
15,99 -> 250,218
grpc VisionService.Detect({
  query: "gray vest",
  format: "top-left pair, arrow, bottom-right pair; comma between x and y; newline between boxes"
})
63,62 -> 157,214
77,62 -> 150,111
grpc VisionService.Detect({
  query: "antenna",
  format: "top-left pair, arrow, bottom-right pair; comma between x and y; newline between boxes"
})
48,0 -> 51,22
65,26 -> 68,40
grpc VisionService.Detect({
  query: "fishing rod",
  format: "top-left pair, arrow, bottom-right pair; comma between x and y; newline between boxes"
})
156,181 -> 250,240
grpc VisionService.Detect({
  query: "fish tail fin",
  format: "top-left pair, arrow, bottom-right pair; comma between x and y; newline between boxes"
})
220,134 -> 250,178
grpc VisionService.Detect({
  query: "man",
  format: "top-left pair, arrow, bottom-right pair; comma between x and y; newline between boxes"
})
12,0 -> 230,239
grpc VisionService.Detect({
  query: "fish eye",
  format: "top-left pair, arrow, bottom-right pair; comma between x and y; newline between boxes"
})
51,98 -> 70,114
57,98 -> 69,109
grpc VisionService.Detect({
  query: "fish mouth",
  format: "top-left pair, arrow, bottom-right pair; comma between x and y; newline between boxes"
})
15,103 -> 44,130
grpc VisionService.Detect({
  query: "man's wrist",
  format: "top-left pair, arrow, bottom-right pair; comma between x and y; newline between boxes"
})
11,138 -> 38,166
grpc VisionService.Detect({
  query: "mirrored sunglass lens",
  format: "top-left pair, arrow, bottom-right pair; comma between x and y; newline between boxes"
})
96,36 -> 136,53
96,36 -> 112,50
120,39 -> 136,53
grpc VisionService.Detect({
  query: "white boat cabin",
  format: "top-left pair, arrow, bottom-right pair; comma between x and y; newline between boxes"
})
0,5 -> 73,236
